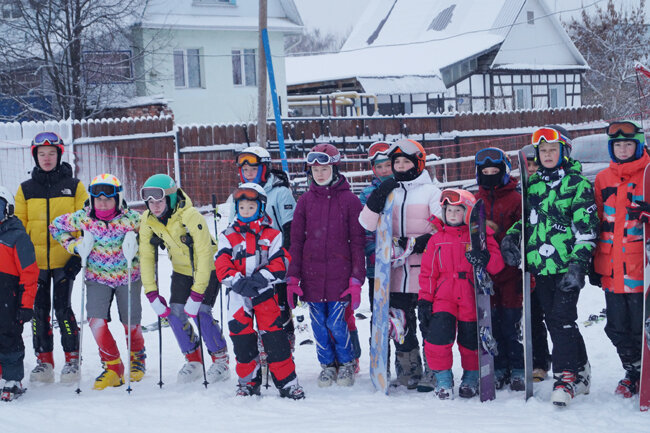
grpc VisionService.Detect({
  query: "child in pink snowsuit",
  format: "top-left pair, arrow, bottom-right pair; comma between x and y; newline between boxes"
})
418,189 -> 504,400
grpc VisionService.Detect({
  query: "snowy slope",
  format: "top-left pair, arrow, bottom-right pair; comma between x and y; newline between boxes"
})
3,213 -> 650,433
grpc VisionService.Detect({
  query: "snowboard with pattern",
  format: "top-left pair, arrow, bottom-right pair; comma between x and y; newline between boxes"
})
517,150 -> 534,401
370,192 -> 395,394
469,198 -> 496,402
640,163 -> 650,411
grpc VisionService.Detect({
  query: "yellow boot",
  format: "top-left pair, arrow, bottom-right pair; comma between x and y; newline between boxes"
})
130,350 -> 146,382
93,359 -> 124,390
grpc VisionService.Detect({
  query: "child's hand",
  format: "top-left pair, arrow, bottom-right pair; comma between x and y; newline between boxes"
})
341,278 -> 362,310
286,277 -> 303,309
146,291 -> 171,318
500,234 -> 521,267
184,291 -> 204,318
465,249 -> 490,268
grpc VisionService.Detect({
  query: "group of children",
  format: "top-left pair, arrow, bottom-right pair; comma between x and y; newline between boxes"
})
1,121 -> 649,407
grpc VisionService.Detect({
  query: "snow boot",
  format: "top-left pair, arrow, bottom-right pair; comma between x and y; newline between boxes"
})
1,381 -> 25,402
336,361 -> 356,387
236,369 -> 262,397
318,363 -> 337,388
60,351 -> 80,384
551,370 -> 577,407
279,380 -> 305,400
532,368 -> 548,382
510,369 -> 525,392
130,349 -> 146,382
433,369 -> 454,400
615,362 -> 641,398
207,347 -> 230,383
494,368 -> 510,390
393,348 -> 422,389
458,370 -> 479,399
177,347 -> 203,384
417,352 -> 436,393
574,361 -> 591,396
93,358 -> 125,390
30,352 -> 54,383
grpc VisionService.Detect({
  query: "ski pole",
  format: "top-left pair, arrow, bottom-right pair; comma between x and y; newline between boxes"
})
75,231 -> 95,395
150,234 -> 165,389
122,231 -> 138,395
212,194 -> 224,331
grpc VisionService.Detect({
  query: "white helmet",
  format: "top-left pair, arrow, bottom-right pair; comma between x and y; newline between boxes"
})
233,182 -> 267,221
0,186 -> 15,222
236,146 -> 272,166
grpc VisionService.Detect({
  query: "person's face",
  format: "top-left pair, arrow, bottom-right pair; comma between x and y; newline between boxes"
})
373,160 -> 392,178
445,205 -> 465,225
37,146 -> 59,172
311,165 -> 333,185
241,164 -> 260,181
94,195 -> 116,211
148,198 -> 167,217
481,166 -> 500,175
238,199 -> 258,219
526,159 -> 539,175
538,141 -> 561,169
612,140 -> 637,161
393,156 -> 415,173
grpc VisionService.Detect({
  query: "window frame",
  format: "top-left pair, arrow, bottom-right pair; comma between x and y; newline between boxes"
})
231,48 -> 257,87
173,48 -> 204,89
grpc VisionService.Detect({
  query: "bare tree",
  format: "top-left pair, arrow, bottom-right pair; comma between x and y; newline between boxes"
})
566,0 -> 650,118
285,28 -> 347,56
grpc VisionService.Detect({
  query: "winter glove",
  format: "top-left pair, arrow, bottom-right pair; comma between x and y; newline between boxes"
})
411,234 -> 432,255
63,255 -> 82,280
500,234 -> 521,268
150,233 -> 165,250
366,178 -> 399,214
231,273 -> 268,298
417,299 -> 433,334
588,261 -> 601,288
465,249 -> 490,268
75,231 -> 95,265
286,277 -> 303,309
16,308 -> 33,325
146,291 -> 171,318
341,278 -> 362,310
627,200 -> 650,224
184,291 -> 204,318
558,263 -> 586,293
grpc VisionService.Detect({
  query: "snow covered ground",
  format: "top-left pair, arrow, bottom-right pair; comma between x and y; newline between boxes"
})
3,213 -> 650,433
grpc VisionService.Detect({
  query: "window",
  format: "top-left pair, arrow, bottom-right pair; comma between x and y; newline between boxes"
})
513,85 -> 532,109
174,49 -> 202,88
2,0 -> 22,19
231,49 -> 256,86
549,84 -> 566,108
84,51 -> 133,84
527,11 -> 534,24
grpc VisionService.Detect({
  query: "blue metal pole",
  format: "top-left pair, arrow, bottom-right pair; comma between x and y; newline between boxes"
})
261,28 -> 289,173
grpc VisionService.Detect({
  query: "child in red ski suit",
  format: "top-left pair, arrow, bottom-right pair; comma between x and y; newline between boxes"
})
418,189 -> 504,399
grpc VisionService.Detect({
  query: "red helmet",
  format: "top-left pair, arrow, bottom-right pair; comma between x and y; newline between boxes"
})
440,188 -> 476,226
31,132 -> 64,167
368,141 -> 391,164
306,143 -> 341,166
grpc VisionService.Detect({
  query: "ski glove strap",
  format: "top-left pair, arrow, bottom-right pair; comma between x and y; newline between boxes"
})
366,178 -> 399,214
286,277 -> 303,309
146,291 -> 170,318
184,291 -> 204,318
465,249 -> 490,268
500,234 -> 521,268
558,263 -> 586,293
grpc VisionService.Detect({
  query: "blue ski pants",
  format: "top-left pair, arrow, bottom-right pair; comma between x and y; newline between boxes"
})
308,301 -> 354,366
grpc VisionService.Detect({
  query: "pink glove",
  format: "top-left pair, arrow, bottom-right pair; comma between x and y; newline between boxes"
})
341,278 -> 362,310
146,291 -> 170,318
184,291 -> 204,318
286,277 -> 303,309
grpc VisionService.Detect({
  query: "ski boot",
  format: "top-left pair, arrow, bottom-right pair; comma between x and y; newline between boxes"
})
1,381 -> 25,401
279,380 -> 306,400
510,369 -> 525,392
615,362 -> 641,398
93,359 -> 125,390
236,369 -> 262,397
458,370 -> 479,399
494,368 -> 510,390
207,347 -> 230,383
336,361 -> 356,387
433,369 -> 454,400
60,351 -> 80,384
551,370 -> 577,407
130,349 -> 146,382
177,347 -> 203,384
30,352 -> 55,383
318,363 -> 337,388
392,349 -> 422,389
574,361 -> 591,396
532,368 -> 548,382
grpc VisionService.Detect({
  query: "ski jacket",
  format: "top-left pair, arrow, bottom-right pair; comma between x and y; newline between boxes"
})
0,217 -> 39,353
215,214 -> 289,302
287,175 -> 365,302
475,177 -> 522,308
139,189 -> 218,297
15,162 -> 88,270
49,206 -> 141,289
359,170 -> 442,294
593,152 -> 650,294
506,158 -> 599,276
359,176 -> 382,279
418,218 -> 504,316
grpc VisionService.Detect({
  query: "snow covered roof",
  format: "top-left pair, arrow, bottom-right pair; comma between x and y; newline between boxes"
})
358,75 -> 447,95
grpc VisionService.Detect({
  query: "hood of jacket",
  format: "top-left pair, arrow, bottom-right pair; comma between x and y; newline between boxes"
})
31,161 -> 73,185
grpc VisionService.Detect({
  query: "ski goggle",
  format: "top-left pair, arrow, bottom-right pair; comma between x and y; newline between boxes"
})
306,151 -> 339,166
531,127 -> 567,146
233,187 -> 262,201
440,189 -> 474,207
475,147 -> 506,166
33,132 -> 63,146
606,121 -> 643,138
237,153 -> 262,167
388,140 -> 424,159
368,141 -> 391,163
140,186 -> 176,202
89,183 -> 122,198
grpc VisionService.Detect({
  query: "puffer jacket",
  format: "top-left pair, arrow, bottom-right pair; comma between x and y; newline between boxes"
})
49,206 -> 141,289
139,189 -> 218,297
359,170 -> 442,294
593,152 -> 650,293
15,162 -> 88,270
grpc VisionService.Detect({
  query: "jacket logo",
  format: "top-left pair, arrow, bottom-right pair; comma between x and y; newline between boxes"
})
552,223 -> 567,232
61,188 -> 72,195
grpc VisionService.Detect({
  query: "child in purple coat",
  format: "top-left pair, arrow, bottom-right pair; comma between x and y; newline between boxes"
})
286,143 -> 366,387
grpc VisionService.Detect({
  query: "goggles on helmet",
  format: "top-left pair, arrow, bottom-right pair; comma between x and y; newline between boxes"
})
140,186 -> 177,202
606,121 -> 643,138
475,147 -> 507,166
531,127 -> 567,146
440,189 -> 472,207
33,132 -> 63,147
306,151 -> 340,166
237,153 -> 263,167
233,187 -> 262,202
368,142 -> 391,163
89,183 -> 122,198
388,140 -> 423,158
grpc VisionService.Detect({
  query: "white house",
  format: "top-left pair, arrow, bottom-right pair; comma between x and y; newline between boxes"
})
286,0 -> 588,116
133,0 -> 303,124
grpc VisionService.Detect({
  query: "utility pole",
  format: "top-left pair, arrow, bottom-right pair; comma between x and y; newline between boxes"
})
257,0 -> 268,147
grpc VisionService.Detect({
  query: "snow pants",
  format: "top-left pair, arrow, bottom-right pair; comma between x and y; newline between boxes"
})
308,301 -> 354,366
0,350 -> 24,382
531,287 -> 551,371
492,306 -> 524,372
604,291 -> 643,370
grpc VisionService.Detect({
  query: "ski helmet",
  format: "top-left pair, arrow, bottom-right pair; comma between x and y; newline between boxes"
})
388,139 -> 427,182
531,125 -> 572,168
368,141 -> 391,165
237,146 -> 272,184
31,131 -> 64,168
0,186 -> 15,222
89,174 -> 124,212
140,174 -> 178,210
606,120 -> 647,162
439,188 -> 476,226
306,143 -> 341,185
233,182 -> 267,222
521,144 -> 536,161
475,147 -> 511,188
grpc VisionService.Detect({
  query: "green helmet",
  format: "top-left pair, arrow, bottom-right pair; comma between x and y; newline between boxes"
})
141,174 -> 178,209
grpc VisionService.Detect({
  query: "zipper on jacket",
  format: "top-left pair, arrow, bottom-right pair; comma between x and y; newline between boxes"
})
46,178 -> 51,270
400,185 -> 408,293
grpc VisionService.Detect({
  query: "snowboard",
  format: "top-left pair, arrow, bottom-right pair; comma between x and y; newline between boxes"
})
640,163 -> 650,411
517,150 -> 534,401
469,198 -> 496,402
370,192 -> 395,394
